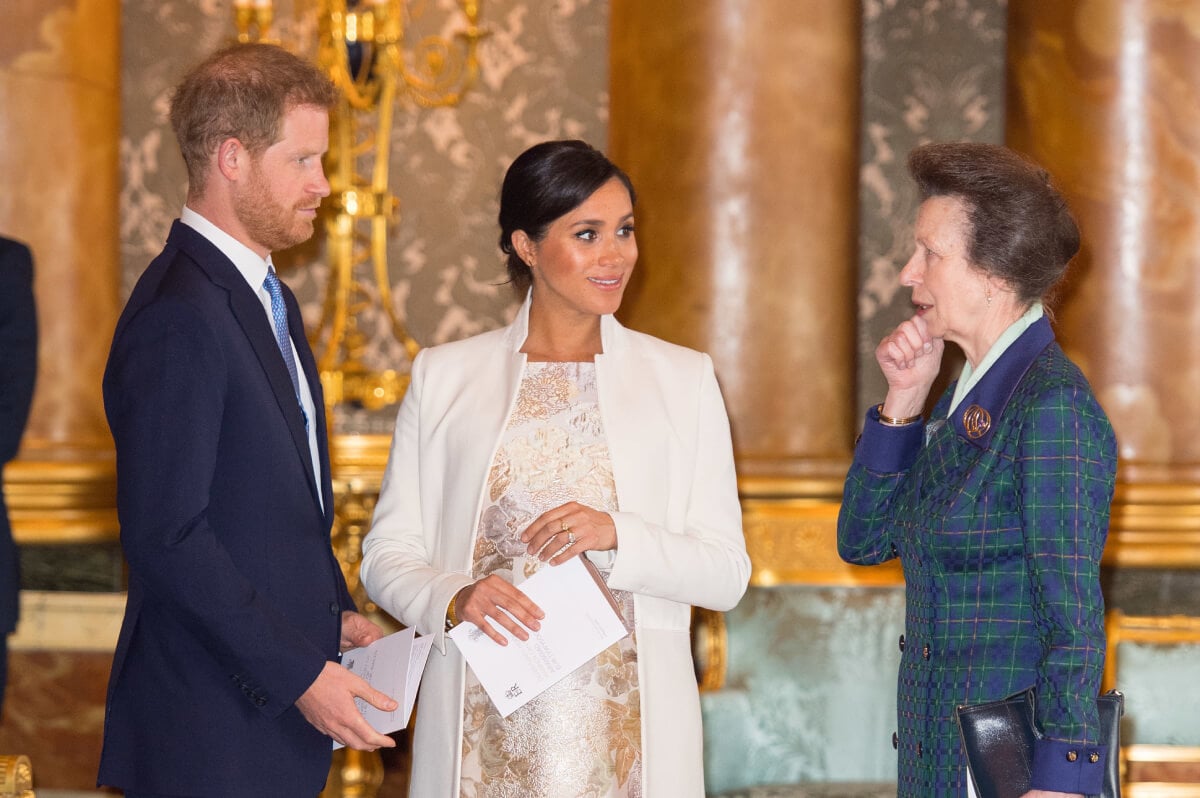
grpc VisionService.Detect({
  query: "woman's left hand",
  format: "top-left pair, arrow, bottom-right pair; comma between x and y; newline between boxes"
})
522,501 -> 617,565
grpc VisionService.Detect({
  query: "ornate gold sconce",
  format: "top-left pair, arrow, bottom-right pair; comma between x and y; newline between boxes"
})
233,0 -> 275,43
314,0 -> 485,410
231,2 -> 485,796
234,0 -> 485,410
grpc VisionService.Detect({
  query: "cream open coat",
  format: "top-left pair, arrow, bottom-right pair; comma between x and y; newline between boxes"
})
360,296 -> 750,797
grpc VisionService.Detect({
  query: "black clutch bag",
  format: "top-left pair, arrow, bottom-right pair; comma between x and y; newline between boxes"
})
954,687 -> 1124,798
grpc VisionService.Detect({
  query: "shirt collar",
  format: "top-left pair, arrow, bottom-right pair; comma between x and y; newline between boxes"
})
946,313 -> 1055,449
180,206 -> 273,294
949,301 -> 1044,416
500,288 -> 627,356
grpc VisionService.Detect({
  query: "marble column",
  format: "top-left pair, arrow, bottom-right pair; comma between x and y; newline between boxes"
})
1008,1 -> 1200,566
609,0 -> 860,482
0,0 -> 121,541
608,1 -> 863,585
1008,1 -> 1200,481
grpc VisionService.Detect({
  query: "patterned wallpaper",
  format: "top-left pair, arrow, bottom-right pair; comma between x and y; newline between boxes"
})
856,0 -> 1008,416
119,0 -> 1008,425
20,0 -> 1196,700
119,0 -> 609,433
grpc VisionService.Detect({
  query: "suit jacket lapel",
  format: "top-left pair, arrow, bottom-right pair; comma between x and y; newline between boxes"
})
949,317 -> 1055,450
229,285 -> 321,503
167,223 -> 324,513
286,286 -> 333,517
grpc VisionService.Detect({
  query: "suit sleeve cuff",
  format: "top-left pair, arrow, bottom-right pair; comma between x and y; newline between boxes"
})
1030,737 -> 1108,795
855,406 -> 925,473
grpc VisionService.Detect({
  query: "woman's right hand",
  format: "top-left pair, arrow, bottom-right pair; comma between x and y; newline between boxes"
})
875,312 -> 944,416
452,575 -> 545,646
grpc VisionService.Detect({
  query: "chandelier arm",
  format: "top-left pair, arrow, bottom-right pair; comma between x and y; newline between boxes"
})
235,0 -> 486,409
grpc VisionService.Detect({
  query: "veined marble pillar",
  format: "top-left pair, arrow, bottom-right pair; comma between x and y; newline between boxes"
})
1008,1 -> 1200,565
0,0 -> 121,541
609,0 -> 860,479
609,2 -> 867,584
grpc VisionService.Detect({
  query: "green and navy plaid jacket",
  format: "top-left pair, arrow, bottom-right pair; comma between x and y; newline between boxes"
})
838,318 -> 1118,797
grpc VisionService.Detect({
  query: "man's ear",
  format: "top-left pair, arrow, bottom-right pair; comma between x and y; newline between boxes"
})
215,137 -> 246,182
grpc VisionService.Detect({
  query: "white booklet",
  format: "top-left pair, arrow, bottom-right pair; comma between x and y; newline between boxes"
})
448,555 -> 629,718
336,625 -> 434,748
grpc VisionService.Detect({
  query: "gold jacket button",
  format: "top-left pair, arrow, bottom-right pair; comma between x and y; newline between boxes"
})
1067,751 -> 1078,762
1089,752 -> 1100,763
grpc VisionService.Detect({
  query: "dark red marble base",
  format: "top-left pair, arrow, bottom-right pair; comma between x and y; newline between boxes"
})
0,650 -> 112,791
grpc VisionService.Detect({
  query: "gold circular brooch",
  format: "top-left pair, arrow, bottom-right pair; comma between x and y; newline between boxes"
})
962,404 -> 992,440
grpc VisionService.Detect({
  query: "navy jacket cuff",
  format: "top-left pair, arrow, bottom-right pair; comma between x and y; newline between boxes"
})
1030,737 -> 1108,795
855,407 -> 924,473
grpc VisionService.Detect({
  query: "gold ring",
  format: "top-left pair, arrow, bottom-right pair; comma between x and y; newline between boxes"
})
561,520 -> 569,533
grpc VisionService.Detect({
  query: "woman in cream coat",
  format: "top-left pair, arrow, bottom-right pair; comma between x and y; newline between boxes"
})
360,140 -> 749,797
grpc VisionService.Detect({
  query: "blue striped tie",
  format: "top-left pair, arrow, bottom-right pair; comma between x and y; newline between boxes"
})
263,267 -> 308,430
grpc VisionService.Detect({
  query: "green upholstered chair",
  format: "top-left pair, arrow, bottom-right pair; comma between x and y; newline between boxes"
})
697,585 -> 904,797
1104,611 -> 1200,796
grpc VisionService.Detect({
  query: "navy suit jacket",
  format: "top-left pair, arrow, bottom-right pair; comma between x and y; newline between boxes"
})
0,237 -> 37,638
99,221 -> 354,797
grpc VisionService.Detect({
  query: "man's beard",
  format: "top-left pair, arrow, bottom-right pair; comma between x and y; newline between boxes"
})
234,164 -> 317,254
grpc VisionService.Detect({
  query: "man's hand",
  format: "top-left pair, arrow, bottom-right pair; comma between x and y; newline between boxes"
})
295,661 -> 398,751
340,610 -> 386,653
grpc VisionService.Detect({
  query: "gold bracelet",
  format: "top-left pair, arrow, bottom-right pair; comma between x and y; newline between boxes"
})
445,591 -> 461,631
876,403 -> 922,427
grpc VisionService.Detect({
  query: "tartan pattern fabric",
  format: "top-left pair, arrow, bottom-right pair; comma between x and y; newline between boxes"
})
838,335 -> 1117,797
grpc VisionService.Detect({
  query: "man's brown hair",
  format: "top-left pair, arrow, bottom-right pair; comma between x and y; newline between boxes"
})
169,43 -> 337,196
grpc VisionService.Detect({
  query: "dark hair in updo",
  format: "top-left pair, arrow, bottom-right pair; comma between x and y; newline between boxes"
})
907,141 -> 1080,306
498,140 -> 636,293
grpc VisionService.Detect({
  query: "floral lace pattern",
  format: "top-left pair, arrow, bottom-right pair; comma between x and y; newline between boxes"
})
461,361 -> 642,798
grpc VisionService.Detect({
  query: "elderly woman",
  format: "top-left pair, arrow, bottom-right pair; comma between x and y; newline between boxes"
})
838,142 -> 1118,798
361,139 -> 750,797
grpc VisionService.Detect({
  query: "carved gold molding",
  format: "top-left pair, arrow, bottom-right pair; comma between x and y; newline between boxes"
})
321,433 -> 398,798
5,453 -> 117,544
1106,482 -> 1200,568
741,496 -> 903,587
739,473 -> 901,586
737,475 -> 1200,579
0,755 -> 33,798
22,461 -> 1136,587
691,607 -> 728,692
328,433 -> 395,624
5,456 -> 1200,575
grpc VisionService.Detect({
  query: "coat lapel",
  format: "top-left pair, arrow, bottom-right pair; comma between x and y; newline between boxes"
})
948,317 -> 1055,449
287,286 -> 333,516
229,282 -> 322,508
167,223 -> 324,513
